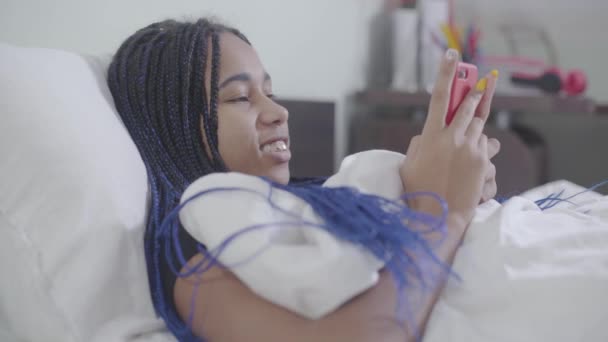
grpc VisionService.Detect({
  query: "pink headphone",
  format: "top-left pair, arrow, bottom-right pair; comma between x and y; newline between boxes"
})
511,67 -> 587,96
481,56 -> 588,96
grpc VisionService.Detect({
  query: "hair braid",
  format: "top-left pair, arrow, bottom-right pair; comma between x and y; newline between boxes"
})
108,18 -> 252,341
206,30 -> 224,168
188,24 -> 216,174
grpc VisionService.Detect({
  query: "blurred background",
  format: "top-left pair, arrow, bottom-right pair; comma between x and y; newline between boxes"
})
2,0 -> 607,195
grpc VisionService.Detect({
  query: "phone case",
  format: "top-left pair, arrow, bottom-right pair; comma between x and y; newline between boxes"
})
446,62 -> 478,125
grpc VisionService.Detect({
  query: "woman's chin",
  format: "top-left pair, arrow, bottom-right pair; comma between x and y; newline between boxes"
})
266,164 -> 290,185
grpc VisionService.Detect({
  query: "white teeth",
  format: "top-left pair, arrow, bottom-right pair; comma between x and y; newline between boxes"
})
262,140 -> 287,153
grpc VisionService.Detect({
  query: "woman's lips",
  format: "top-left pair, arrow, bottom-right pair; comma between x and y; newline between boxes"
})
261,140 -> 287,153
260,139 -> 291,163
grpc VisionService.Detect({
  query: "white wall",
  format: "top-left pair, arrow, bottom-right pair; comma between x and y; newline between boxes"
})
0,0 -> 382,167
1,0 -> 606,170
0,0 -> 380,100
3,0 -> 604,100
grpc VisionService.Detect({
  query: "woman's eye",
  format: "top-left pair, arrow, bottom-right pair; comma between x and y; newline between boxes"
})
228,96 -> 249,103
266,94 -> 276,99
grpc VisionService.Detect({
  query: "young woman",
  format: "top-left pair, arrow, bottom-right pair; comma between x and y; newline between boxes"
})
108,18 -> 502,341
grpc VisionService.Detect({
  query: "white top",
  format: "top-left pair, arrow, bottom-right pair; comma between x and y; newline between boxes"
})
179,150 -> 405,319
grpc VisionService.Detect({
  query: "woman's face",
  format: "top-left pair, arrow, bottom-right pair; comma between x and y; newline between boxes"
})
206,33 -> 291,185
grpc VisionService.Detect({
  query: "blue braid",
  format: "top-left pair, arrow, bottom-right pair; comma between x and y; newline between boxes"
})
156,178 -> 451,341
109,19 -> 248,341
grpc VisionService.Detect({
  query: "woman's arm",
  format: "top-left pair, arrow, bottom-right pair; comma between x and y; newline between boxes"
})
174,49 -> 497,341
174,213 -> 465,342
398,49 -> 499,335
174,254 -> 397,342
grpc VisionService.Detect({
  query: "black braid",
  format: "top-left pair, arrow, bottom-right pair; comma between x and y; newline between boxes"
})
178,23 -> 200,176
107,18 -> 251,341
207,30 -> 224,168
189,24 -> 214,173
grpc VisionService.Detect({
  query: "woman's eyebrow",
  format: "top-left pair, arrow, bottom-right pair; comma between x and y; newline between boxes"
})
219,72 -> 271,89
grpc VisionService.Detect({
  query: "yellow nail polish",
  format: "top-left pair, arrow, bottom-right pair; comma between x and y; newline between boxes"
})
491,69 -> 499,78
476,78 -> 488,92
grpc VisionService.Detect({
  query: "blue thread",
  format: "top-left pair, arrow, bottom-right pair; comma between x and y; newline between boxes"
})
534,179 -> 608,210
158,179 -> 451,341
495,180 -> 607,210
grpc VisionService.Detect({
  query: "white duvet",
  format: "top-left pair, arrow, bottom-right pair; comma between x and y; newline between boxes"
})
99,150 -> 608,341
425,183 -> 608,341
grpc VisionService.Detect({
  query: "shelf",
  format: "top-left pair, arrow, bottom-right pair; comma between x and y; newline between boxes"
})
355,90 -> 596,114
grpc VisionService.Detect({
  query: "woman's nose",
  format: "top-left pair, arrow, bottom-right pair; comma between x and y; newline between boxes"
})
259,98 -> 289,126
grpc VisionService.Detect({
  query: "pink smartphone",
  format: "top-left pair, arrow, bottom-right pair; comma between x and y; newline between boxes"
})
446,62 -> 478,125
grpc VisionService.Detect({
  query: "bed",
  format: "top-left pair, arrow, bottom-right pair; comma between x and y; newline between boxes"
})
1,42 -> 606,342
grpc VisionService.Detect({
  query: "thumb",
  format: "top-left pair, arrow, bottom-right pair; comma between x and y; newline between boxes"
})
406,135 -> 421,159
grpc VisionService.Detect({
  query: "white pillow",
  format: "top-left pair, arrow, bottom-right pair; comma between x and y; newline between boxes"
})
0,43 -> 157,341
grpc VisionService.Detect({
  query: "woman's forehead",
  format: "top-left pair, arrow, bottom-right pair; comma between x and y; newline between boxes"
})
217,33 -> 267,81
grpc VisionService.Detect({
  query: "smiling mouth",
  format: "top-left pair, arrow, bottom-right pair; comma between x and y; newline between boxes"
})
261,140 -> 288,153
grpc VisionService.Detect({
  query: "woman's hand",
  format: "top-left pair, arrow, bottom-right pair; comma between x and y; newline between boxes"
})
400,49 -> 499,228
406,134 -> 500,205
481,138 -> 500,203
475,64 -> 500,203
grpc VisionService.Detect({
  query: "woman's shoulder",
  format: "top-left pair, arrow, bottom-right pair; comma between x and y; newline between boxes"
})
182,172 -> 270,201
324,150 -> 406,199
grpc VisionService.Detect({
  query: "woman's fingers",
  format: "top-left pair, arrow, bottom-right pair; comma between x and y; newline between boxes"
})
451,84 -> 484,138
478,133 -> 488,156
481,178 -> 498,202
481,163 -> 498,202
452,71 -> 499,138
487,138 -> 501,159
465,118 -> 485,143
484,162 -> 496,182
476,70 -> 499,123
424,49 -> 459,135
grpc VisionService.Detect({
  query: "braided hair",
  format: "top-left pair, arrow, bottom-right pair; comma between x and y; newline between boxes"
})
108,18 -> 448,342
108,18 -> 252,340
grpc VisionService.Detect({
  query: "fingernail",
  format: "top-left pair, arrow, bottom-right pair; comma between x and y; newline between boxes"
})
445,48 -> 458,61
491,69 -> 499,78
476,78 -> 488,92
